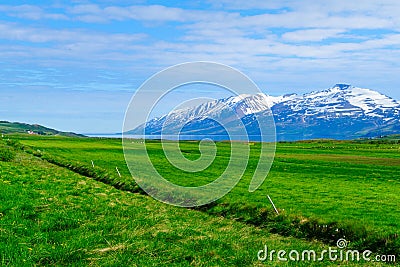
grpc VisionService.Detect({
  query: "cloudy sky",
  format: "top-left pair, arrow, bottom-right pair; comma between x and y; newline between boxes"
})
1,0 -> 400,133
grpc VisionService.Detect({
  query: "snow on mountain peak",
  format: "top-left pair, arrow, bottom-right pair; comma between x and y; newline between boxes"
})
159,84 -> 399,124
221,93 -> 271,116
347,87 -> 397,110
131,84 -> 400,140
276,84 -> 400,117
263,93 -> 299,108
157,93 -> 272,126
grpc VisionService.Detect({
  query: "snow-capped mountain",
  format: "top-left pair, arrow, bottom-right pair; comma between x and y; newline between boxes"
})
129,84 -> 400,141
272,84 -> 399,119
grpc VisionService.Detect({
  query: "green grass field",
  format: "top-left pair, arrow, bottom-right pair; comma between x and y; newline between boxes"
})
1,134 -> 399,266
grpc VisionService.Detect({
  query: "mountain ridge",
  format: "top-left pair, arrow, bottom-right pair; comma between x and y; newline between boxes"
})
129,84 -> 400,141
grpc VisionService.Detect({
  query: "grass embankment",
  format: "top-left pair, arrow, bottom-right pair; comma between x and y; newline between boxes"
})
0,137 -> 367,266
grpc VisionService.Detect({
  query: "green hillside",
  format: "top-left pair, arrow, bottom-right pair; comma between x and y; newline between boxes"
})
0,121 -> 85,137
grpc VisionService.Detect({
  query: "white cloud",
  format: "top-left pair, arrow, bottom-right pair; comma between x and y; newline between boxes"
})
1,1 -> 400,100
282,29 -> 346,42
105,5 -> 187,21
66,3 -> 243,26
206,0 -> 294,10
0,5 -> 68,20
68,4 -> 191,22
0,22 -> 145,44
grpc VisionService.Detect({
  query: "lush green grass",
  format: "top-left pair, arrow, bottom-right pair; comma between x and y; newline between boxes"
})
16,136 -> 400,229
5,134 -> 400,261
0,144 -> 16,162
1,139 -> 375,266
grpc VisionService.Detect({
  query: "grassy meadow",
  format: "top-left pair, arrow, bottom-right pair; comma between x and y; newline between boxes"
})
1,134 -> 399,266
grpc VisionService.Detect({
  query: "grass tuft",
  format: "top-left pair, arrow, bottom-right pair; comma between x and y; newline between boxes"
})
0,144 -> 15,162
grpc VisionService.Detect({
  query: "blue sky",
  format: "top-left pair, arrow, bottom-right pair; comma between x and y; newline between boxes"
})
1,0 -> 400,133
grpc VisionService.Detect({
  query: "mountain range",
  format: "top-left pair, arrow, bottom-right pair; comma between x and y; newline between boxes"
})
129,84 -> 400,141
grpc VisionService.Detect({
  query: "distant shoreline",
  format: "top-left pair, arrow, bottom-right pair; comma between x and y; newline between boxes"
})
84,133 -> 123,138
84,134 -> 264,141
